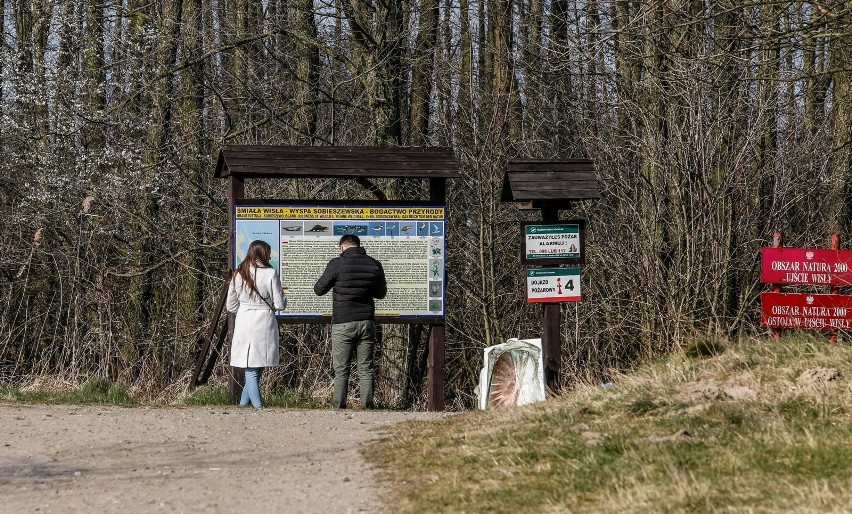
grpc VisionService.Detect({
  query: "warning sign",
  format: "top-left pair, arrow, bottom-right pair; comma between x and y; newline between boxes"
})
521,221 -> 585,264
526,268 -> 581,303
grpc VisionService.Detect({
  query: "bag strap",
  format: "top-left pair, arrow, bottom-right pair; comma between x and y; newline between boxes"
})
260,294 -> 277,313
249,267 -> 277,313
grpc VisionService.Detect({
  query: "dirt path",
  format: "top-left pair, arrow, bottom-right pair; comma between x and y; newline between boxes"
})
0,404 -> 443,513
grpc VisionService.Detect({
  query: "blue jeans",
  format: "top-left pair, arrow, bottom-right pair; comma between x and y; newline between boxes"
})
240,367 -> 264,408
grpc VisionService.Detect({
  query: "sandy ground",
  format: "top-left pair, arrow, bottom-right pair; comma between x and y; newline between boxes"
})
0,404 -> 444,513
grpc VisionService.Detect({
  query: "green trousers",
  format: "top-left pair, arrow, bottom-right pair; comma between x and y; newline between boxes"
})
331,320 -> 376,409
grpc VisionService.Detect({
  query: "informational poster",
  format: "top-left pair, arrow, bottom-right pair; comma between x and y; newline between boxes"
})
235,205 -> 445,318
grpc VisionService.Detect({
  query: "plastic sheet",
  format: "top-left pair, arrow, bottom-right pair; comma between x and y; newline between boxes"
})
476,338 -> 546,410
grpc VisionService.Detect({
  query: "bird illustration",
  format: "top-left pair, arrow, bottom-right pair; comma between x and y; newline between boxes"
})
418,223 -> 426,233
432,225 -> 440,234
372,225 -> 383,232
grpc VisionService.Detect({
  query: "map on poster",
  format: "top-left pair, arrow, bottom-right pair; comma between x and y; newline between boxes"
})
234,205 -> 446,318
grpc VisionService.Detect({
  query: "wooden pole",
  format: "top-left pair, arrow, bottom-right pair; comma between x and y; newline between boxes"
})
427,325 -> 445,411
228,176 -> 245,403
771,231 -> 783,341
541,203 -> 561,391
189,279 -> 231,388
427,177 -> 447,411
830,234 -> 840,343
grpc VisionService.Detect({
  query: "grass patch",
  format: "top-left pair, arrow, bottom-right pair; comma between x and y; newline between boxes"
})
627,396 -> 664,416
684,337 -> 727,358
0,378 -> 136,405
182,385 -> 232,406
367,334 -> 852,513
263,389 -> 327,409
182,385 -> 326,409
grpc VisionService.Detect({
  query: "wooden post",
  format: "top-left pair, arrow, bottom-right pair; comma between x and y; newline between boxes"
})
427,324 -> 445,411
830,234 -> 840,343
189,279 -> 231,388
541,203 -> 561,391
427,177 -> 447,411
429,177 -> 446,203
771,231 -> 783,341
228,176 -> 245,403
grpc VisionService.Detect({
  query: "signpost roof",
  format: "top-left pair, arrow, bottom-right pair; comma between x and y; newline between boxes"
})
501,159 -> 600,203
214,145 -> 462,179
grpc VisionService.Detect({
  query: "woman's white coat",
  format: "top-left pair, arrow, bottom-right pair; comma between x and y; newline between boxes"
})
226,265 -> 287,368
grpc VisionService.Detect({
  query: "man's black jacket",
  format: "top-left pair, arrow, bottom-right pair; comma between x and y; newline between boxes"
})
314,246 -> 387,323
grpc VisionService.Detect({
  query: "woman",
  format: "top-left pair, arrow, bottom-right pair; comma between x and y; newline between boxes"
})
226,240 -> 287,408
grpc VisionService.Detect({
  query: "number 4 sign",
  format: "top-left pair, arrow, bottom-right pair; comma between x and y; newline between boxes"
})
526,268 -> 581,303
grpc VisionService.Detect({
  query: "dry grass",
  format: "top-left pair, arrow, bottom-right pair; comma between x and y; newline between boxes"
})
1,372 -> 329,408
366,334 -> 852,513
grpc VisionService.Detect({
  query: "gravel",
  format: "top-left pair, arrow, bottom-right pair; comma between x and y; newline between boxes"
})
0,404 -> 444,513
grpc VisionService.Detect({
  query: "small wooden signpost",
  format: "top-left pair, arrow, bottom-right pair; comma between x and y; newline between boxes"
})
501,159 -> 599,390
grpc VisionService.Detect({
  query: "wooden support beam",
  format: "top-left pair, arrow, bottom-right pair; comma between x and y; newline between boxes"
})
830,234 -> 840,344
770,231 -> 783,341
541,203 -> 562,392
228,176 -> 245,403
429,177 -> 446,203
189,279 -> 230,388
427,324 -> 445,411
427,177 -> 447,411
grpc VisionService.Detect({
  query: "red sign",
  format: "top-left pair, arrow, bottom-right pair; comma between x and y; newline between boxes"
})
761,292 -> 852,329
761,247 -> 852,285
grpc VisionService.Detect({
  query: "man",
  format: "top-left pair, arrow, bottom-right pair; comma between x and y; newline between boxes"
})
314,234 -> 387,408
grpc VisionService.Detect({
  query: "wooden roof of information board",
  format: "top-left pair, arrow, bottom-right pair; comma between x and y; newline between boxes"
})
501,159 -> 600,202
214,145 -> 462,179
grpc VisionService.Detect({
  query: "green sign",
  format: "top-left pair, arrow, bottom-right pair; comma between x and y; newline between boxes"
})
524,224 -> 581,260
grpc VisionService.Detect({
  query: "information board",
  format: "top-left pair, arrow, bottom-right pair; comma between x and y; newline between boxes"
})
761,247 -> 852,286
521,221 -> 584,264
761,292 -> 852,330
235,205 -> 445,319
526,268 -> 581,303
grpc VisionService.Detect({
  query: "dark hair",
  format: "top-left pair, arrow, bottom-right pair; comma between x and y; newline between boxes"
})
234,240 -> 272,298
339,234 -> 360,247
